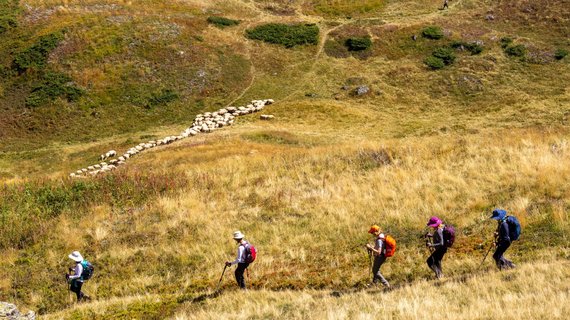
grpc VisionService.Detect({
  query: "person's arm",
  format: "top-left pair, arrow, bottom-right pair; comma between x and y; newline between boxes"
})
366,238 -> 383,255
430,228 -> 444,248
500,221 -> 511,242
68,263 -> 83,280
229,246 -> 245,265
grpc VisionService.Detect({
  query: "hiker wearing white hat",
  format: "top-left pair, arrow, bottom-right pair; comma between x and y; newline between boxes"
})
225,231 -> 253,289
66,251 -> 91,302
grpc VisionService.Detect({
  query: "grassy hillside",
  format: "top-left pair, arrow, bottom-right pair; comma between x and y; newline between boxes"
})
0,0 -> 569,319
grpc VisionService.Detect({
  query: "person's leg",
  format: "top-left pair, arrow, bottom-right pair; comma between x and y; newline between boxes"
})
235,263 -> 247,289
427,252 -> 438,276
434,248 -> 446,278
493,242 -> 509,270
70,280 -> 83,301
372,255 -> 389,287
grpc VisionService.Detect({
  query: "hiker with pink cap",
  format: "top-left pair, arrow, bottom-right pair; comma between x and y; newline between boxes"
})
425,216 -> 447,279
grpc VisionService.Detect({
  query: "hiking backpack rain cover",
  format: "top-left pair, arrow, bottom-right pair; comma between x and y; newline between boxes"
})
443,225 -> 456,248
243,242 -> 257,263
506,216 -> 522,241
80,260 -> 94,280
384,235 -> 396,257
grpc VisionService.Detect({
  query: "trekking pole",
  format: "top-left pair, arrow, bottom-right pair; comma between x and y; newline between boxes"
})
215,265 -> 228,291
478,240 -> 495,270
367,249 -> 372,278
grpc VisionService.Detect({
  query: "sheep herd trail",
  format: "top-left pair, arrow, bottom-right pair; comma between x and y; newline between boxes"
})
69,99 -> 274,178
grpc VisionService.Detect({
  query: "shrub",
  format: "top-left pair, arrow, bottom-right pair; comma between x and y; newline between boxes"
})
344,37 -> 372,51
424,56 -> 445,70
245,23 -> 319,48
432,47 -> 456,65
421,26 -> 444,40
451,41 -> 484,55
554,48 -> 568,60
13,32 -> 64,73
500,37 -> 513,48
25,72 -> 83,107
207,16 -> 239,28
0,0 -> 19,34
145,89 -> 179,109
505,44 -> 526,57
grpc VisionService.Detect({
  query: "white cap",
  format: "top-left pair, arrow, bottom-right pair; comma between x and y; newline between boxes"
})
379,233 -> 385,239
68,251 -> 83,262
233,231 -> 245,240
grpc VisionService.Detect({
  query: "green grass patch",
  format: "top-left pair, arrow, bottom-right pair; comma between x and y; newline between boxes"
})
421,26 -> 444,40
13,32 -> 64,73
242,130 -> 301,145
245,23 -> 319,48
207,16 -> 239,28
424,46 -> 455,69
0,0 -> 19,35
25,72 -> 83,107
554,48 -> 568,60
345,36 -> 372,51
505,44 -> 527,58
450,41 -> 484,55
309,0 -> 385,17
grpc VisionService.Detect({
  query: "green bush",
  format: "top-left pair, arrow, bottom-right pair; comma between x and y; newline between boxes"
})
207,16 -> 240,28
554,48 -> 568,60
424,56 -> 445,70
0,0 -> 19,34
13,32 -> 64,72
432,47 -> 456,65
421,26 -> 444,40
145,89 -> 179,109
500,37 -> 513,49
451,41 -> 484,55
505,44 -> 526,57
245,23 -> 319,48
25,72 -> 83,107
344,37 -> 372,51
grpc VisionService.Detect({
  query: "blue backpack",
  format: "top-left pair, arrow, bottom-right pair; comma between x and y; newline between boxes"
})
80,260 -> 95,280
505,216 -> 521,241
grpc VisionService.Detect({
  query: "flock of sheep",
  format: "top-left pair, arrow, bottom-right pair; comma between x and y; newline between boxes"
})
69,99 -> 275,178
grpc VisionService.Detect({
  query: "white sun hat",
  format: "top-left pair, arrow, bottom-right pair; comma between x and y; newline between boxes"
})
379,233 -> 386,239
68,251 -> 83,262
233,231 -> 245,240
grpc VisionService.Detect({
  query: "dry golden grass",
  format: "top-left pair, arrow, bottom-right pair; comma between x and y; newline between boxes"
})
1,0 -> 569,318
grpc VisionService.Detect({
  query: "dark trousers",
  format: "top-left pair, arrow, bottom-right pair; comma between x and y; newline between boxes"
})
493,240 -> 515,270
427,247 -> 447,278
70,279 -> 84,301
235,263 -> 250,289
372,255 -> 389,286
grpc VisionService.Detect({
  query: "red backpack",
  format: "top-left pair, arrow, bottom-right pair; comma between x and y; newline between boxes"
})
243,242 -> 257,263
384,235 -> 396,257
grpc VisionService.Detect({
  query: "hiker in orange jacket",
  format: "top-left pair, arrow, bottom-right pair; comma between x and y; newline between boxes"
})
365,225 -> 391,288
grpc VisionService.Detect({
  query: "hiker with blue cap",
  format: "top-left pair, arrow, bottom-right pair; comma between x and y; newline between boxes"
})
490,209 -> 519,270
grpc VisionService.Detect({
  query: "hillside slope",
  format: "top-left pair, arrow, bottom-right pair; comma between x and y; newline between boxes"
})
0,0 -> 569,319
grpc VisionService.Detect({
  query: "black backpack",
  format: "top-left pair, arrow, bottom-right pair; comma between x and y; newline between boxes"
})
80,260 -> 94,280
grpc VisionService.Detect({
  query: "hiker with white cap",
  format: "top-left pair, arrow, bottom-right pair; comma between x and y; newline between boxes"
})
66,251 -> 92,302
225,231 -> 256,289
365,225 -> 391,288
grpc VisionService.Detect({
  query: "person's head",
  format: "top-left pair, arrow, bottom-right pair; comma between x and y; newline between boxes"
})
368,225 -> 381,236
232,231 -> 245,243
426,216 -> 442,229
490,209 -> 507,221
68,251 -> 83,263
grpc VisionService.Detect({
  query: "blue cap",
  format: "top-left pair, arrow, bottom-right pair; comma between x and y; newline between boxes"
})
490,209 -> 507,220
